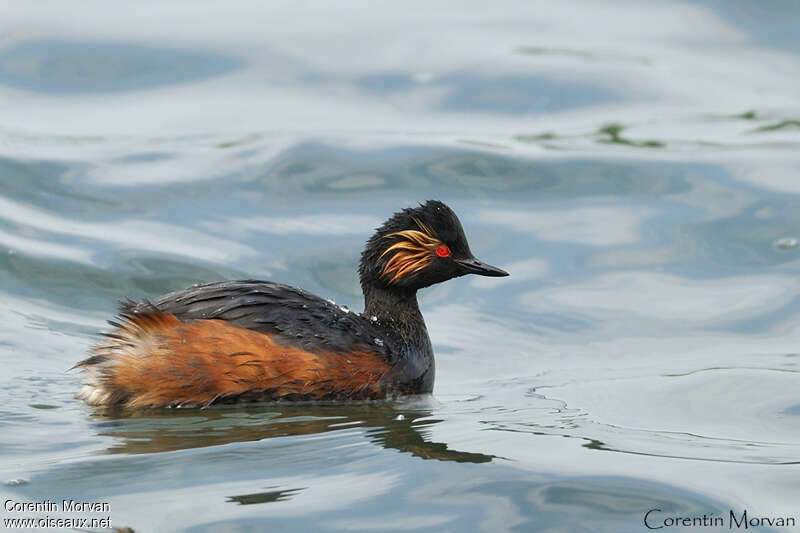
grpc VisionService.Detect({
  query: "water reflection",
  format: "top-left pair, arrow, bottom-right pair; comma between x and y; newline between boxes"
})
90,403 -> 494,463
228,486 -> 305,505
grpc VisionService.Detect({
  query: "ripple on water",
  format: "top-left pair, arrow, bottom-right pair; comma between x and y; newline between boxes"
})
0,40 -> 242,94
476,366 -> 800,465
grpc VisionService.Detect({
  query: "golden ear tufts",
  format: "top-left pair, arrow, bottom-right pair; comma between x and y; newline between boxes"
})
380,221 -> 442,283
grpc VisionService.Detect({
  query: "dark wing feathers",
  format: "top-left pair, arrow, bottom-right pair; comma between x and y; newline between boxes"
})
125,280 -> 399,363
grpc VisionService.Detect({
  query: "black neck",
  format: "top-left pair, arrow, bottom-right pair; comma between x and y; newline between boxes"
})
361,281 -> 435,393
362,283 -> 423,330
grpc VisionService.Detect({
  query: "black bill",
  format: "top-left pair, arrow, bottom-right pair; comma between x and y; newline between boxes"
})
455,257 -> 509,277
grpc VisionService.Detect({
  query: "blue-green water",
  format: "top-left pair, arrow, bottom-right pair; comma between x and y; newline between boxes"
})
1,2 -> 799,532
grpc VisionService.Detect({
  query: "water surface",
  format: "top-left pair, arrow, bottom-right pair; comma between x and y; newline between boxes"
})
1,1 -> 799,531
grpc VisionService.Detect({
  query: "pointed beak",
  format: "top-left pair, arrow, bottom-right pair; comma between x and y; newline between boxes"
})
455,257 -> 509,277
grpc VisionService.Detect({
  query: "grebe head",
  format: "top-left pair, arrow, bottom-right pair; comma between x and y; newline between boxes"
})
359,200 -> 509,291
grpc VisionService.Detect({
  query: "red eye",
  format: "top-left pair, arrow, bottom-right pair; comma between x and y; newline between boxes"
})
436,244 -> 451,258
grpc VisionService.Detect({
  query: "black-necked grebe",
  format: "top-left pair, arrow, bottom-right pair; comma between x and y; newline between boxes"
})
76,200 -> 508,407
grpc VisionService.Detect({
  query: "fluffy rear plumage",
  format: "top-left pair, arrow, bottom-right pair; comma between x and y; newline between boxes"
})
77,304 -> 392,408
